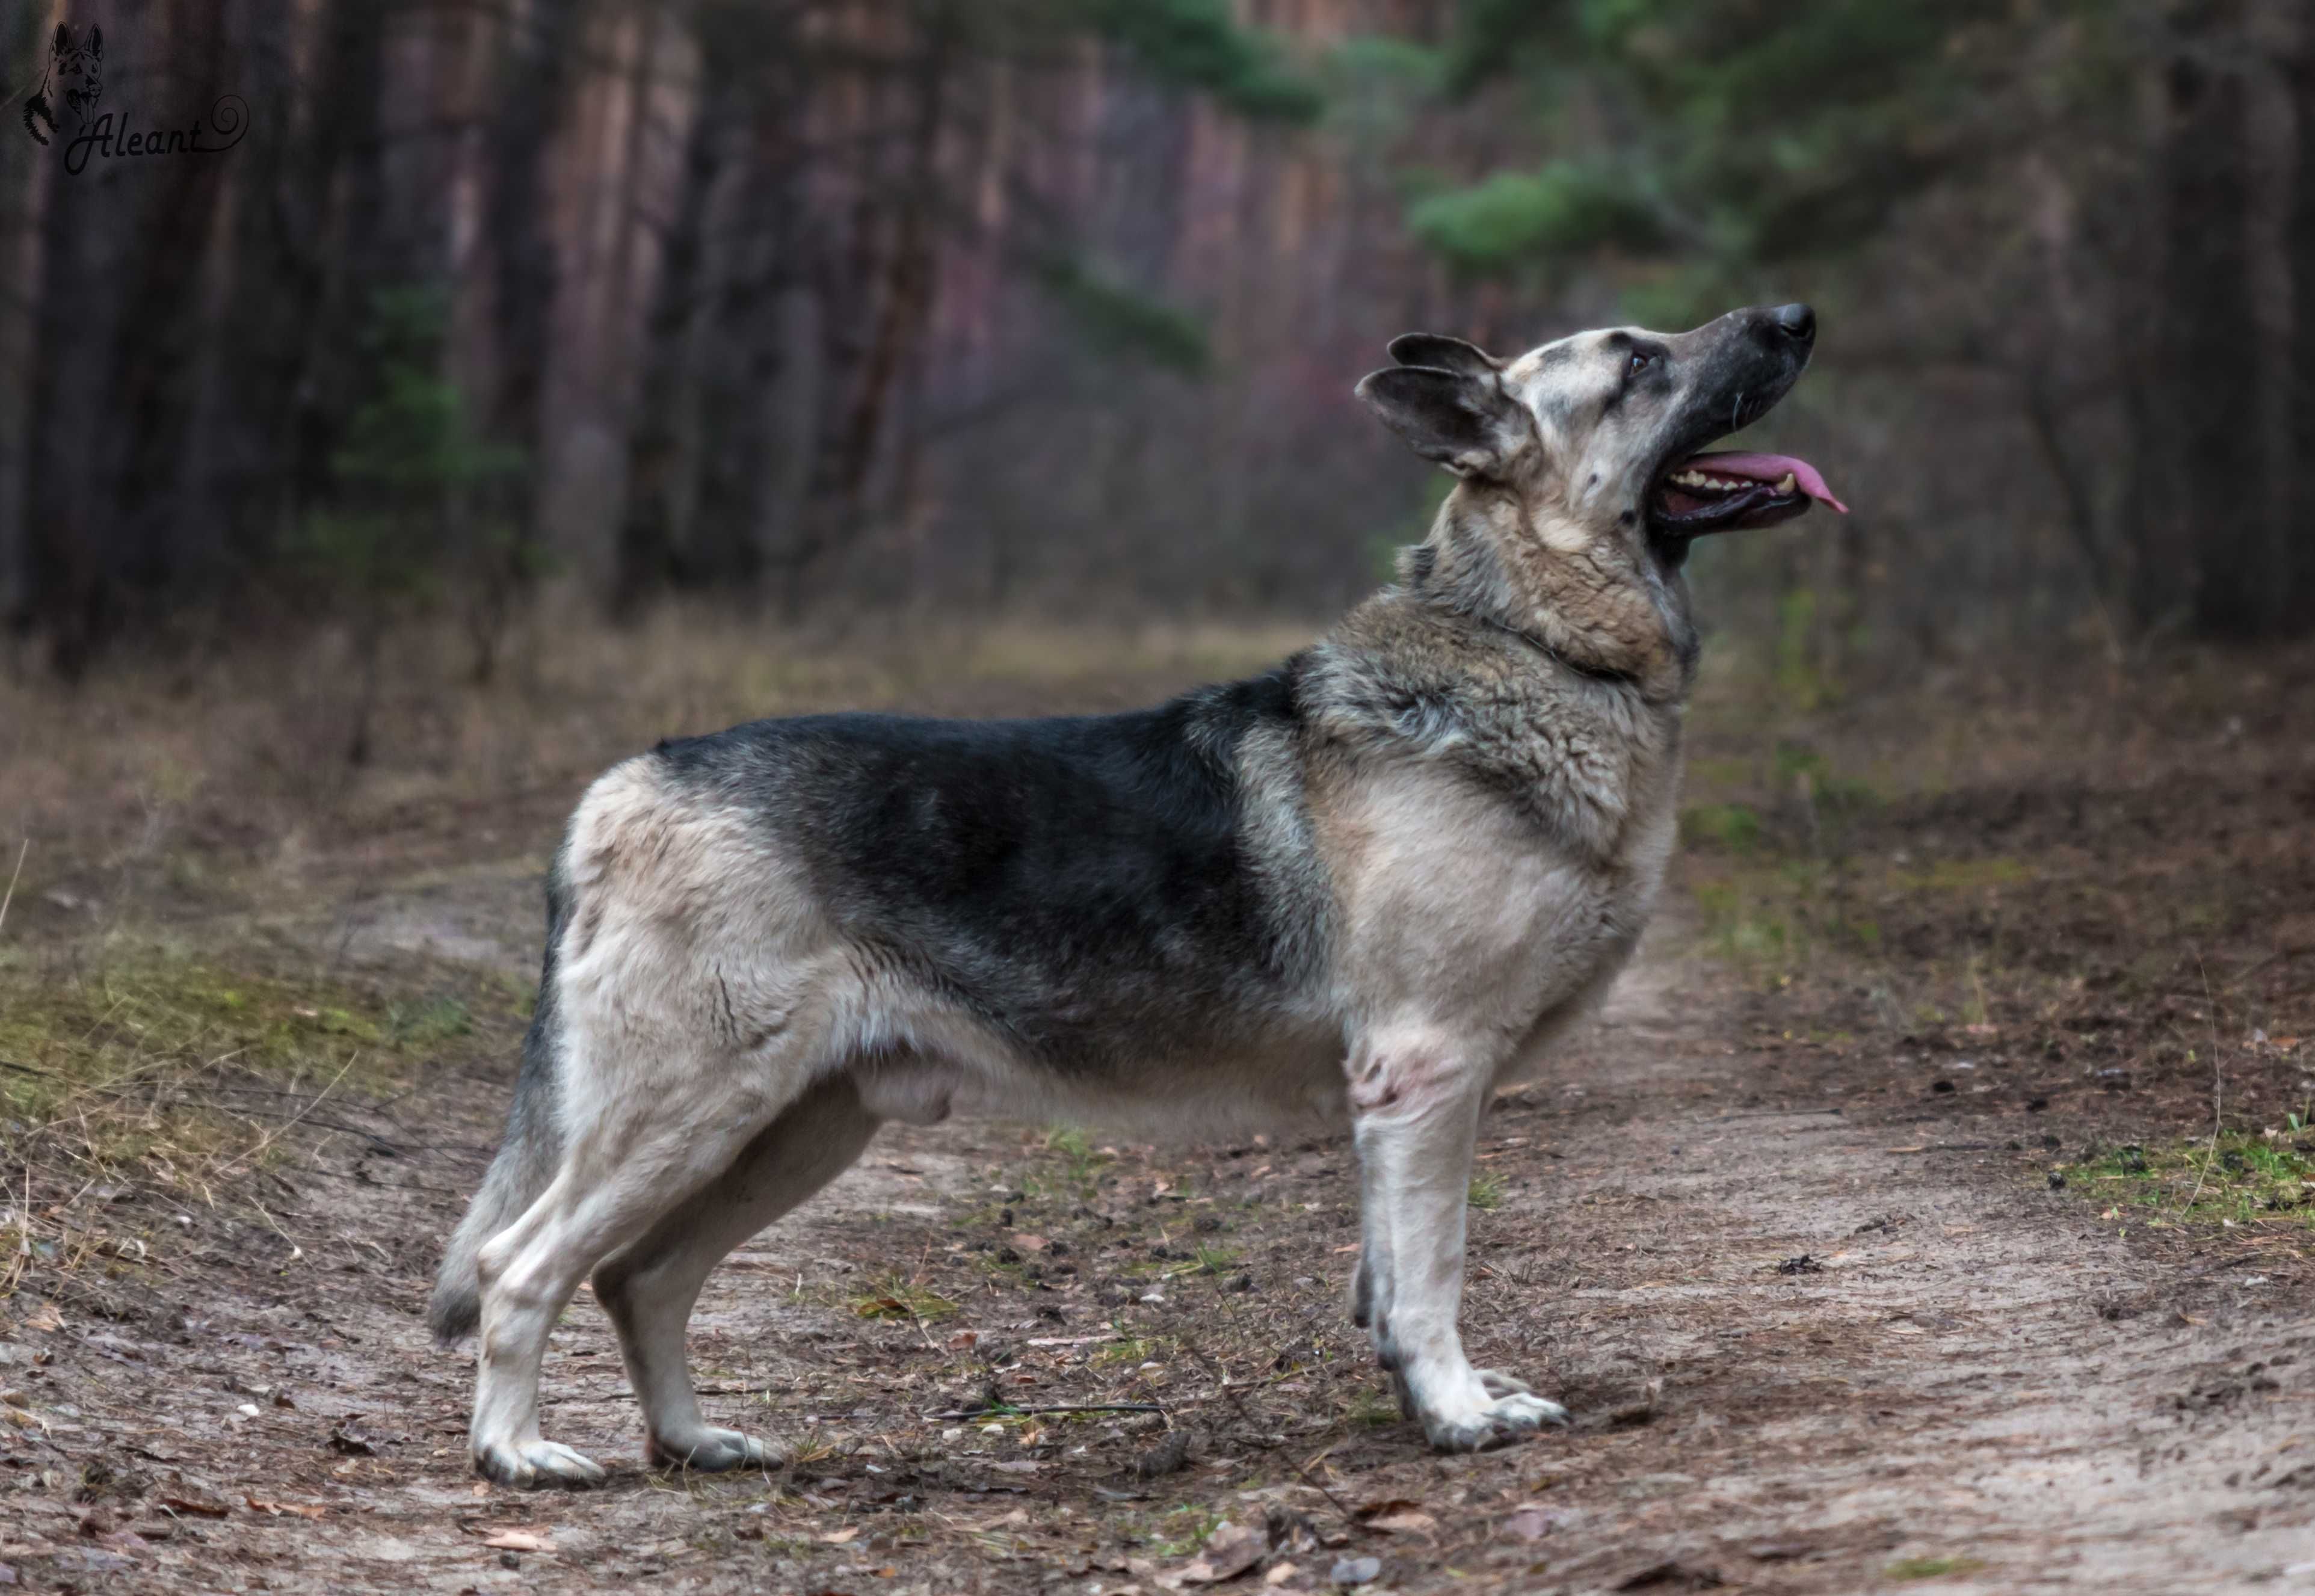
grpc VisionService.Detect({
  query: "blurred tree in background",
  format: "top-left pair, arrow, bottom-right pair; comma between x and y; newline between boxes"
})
0,0 -> 2309,683
302,287 -> 526,761
1407,0 -> 2315,650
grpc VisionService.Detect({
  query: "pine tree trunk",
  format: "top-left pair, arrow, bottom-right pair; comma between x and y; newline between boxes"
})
615,58 -> 731,605
782,2 -> 955,614
484,0 -> 584,584
2287,5 -> 2315,624
2151,5 -> 2268,638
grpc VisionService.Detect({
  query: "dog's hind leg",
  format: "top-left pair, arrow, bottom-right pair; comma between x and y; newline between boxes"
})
591,1073 -> 878,1473
467,1061 -> 791,1488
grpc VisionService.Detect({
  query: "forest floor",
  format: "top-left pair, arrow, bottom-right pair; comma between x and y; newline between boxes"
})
2,616 -> 2313,1595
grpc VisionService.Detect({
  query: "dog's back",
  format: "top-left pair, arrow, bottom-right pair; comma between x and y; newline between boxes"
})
641,669 -> 1328,1071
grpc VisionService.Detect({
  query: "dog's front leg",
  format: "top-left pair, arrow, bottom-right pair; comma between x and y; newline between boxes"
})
1350,1039 -> 1567,1452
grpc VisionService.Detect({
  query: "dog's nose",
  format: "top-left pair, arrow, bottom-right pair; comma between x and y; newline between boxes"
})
1769,303 -> 1816,344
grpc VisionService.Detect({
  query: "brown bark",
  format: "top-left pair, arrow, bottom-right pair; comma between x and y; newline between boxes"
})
2134,4 -> 2266,636
2288,5 -> 2315,620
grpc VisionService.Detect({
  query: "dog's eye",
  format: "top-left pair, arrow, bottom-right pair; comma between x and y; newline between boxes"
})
1627,350 -> 1657,376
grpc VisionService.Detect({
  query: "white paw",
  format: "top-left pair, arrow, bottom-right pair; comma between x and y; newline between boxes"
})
649,1426 -> 777,1473
1421,1390 -> 1570,1453
473,1437 -> 609,1489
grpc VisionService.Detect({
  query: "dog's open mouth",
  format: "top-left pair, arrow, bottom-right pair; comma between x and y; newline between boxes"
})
1650,451 -> 1848,537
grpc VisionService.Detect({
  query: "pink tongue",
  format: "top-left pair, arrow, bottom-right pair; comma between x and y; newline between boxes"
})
1681,451 -> 1848,514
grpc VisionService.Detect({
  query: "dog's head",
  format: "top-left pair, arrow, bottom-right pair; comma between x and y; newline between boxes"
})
1355,306 -> 1846,689
49,24 -> 103,120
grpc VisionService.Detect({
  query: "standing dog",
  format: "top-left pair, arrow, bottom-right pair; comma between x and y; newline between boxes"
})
432,304 -> 1845,1486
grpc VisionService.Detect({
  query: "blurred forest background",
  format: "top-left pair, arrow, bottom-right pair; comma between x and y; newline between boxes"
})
1,0 -> 2311,706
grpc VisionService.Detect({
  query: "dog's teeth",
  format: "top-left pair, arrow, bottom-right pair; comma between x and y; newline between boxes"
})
1775,472 -> 1796,493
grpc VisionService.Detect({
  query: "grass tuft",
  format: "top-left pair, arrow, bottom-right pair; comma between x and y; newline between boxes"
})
1886,1555 -> 1986,1580
849,1276 -> 960,1322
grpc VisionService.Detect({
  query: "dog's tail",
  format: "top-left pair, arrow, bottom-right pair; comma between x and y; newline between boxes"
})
428,870 -> 570,1345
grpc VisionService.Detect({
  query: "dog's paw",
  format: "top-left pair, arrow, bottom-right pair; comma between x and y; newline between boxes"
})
649,1426 -> 777,1473
1420,1391 -> 1570,1453
1476,1368 -> 1540,1400
473,1438 -> 609,1489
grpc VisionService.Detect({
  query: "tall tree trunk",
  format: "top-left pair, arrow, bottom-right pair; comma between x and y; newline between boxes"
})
583,1 -> 665,604
25,4 -> 236,673
615,56 -> 732,605
783,2 -> 955,614
0,4 -> 49,632
2287,6 -> 2315,624
689,32 -> 804,594
2153,4 -> 2268,638
484,0 -> 584,582
286,0 -> 392,541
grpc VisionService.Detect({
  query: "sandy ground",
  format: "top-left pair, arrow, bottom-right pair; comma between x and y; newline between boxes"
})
4,848 -> 2310,1596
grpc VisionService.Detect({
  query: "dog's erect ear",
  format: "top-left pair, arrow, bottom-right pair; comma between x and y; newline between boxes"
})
1387,334 -> 1500,382
88,26 -> 102,60
1356,356 -> 1527,479
52,23 -> 70,58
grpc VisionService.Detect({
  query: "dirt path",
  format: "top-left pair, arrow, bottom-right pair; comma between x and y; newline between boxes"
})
4,855 -> 2312,1595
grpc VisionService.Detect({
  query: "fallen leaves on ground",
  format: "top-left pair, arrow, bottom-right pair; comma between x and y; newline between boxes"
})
1176,1519 -> 1268,1586
244,1497 -> 327,1520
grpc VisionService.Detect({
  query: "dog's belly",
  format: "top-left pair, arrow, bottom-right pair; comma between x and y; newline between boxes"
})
851,1011 -> 1352,1142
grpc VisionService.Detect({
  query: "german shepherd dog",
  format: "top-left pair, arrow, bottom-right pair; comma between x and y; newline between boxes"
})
432,304 -> 1844,1486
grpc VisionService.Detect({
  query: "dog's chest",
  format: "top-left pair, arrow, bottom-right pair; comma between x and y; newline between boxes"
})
1313,744 -> 1674,1032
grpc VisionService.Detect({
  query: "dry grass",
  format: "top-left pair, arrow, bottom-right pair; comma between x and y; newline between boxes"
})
0,941 -> 521,1310
1674,637 -> 2315,998
4,956 -> 352,1151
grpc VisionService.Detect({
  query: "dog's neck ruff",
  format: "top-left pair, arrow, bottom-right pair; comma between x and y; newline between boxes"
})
1467,609 -> 1636,688
1405,491 -> 1697,703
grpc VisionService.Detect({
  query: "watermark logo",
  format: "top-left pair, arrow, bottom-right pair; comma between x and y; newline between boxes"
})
22,22 -> 101,146
19,21 -> 247,174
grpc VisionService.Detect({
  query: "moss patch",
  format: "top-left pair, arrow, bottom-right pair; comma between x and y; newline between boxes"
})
1886,1555 -> 1987,1581
1681,801 -> 1765,853
2056,1132 -> 2314,1231
1889,856 -> 2033,893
